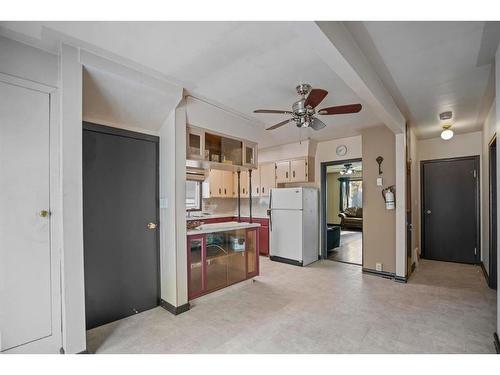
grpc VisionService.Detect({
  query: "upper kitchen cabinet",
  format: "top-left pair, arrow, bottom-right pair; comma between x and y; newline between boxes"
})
187,127 -> 205,160
275,157 -> 314,184
186,125 -> 257,169
275,160 -> 290,183
242,142 -> 258,169
203,169 -> 234,198
259,162 -> 276,197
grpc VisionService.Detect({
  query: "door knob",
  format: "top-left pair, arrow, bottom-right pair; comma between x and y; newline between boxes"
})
39,210 -> 50,218
147,222 -> 157,230
426,210 -> 432,215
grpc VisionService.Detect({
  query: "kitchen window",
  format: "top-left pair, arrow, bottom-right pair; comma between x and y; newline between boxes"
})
186,180 -> 202,211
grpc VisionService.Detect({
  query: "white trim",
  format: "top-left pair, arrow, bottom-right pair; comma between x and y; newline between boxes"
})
0,72 -> 56,94
395,132 -> 407,278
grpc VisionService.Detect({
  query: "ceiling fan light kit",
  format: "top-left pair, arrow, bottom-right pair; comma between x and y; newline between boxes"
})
253,83 -> 362,131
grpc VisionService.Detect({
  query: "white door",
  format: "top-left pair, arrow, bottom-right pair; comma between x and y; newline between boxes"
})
270,188 -> 303,210
269,209 -> 303,262
0,80 -> 61,353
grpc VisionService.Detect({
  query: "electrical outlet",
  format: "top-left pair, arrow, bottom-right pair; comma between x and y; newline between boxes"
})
376,263 -> 383,271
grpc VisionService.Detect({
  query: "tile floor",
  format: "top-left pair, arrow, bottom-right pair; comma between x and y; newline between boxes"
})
86,257 -> 497,354
327,230 -> 362,265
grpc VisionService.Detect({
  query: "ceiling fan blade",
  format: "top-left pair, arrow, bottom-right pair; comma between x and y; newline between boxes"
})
266,119 -> 291,130
310,117 -> 326,131
304,89 -> 328,109
254,109 -> 292,114
318,103 -> 362,115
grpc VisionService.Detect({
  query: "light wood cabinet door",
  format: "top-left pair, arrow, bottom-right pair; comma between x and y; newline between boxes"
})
259,163 -> 276,197
275,160 -> 290,183
203,169 -> 223,198
251,167 -> 261,197
186,127 -> 205,160
290,158 -> 308,182
233,170 -> 249,197
221,171 -> 234,197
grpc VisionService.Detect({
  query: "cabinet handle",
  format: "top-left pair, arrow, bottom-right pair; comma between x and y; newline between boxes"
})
224,188 -> 227,195
262,187 -> 265,194
219,188 -> 221,194
286,171 -> 288,179
243,188 -> 246,194
293,170 -> 295,178
257,187 -> 259,194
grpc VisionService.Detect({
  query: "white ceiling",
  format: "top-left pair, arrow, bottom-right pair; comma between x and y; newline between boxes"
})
83,66 -> 180,132
0,21 -> 380,147
350,21 -> 496,139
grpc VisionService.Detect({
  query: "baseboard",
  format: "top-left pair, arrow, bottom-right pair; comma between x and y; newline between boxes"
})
77,349 -> 90,354
494,332 -> 500,354
160,299 -> 190,315
480,261 -> 490,284
362,268 -> 395,279
394,275 -> 407,283
270,255 -> 303,267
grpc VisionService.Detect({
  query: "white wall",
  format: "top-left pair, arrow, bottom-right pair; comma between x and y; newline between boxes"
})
159,102 -> 188,308
481,102 -> 496,275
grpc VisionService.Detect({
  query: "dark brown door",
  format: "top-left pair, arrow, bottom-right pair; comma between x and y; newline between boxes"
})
83,123 -> 160,330
489,138 -> 497,289
421,156 -> 479,264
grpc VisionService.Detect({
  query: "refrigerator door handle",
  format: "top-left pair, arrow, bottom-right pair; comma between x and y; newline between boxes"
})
268,189 -> 272,231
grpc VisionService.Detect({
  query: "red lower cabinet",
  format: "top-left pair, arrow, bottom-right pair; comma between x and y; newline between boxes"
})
259,224 -> 269,256
187,227 -> 259,300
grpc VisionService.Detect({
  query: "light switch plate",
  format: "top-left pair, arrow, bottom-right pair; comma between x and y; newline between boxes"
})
377,177 -> 383,186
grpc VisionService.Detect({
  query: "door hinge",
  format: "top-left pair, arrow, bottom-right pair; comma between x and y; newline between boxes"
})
60,347 -> 65,354
474,247 -> 477,256
473,170 -> 477,178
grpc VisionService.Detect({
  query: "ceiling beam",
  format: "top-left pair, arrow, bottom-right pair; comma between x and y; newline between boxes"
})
295,22 -> 406,134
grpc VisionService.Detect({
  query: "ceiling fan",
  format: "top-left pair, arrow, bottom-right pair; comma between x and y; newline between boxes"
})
253,83 -> 362,131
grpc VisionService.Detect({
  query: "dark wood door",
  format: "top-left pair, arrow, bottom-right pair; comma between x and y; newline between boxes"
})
489,138 -> 497,289
422,156 -> 479,264
83,123 -> 159,330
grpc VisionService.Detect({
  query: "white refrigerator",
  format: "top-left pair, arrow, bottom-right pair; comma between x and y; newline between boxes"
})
268,187 -> 319,266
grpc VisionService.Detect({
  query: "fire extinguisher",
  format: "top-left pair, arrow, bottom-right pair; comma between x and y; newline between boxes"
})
382,185 -> 395,210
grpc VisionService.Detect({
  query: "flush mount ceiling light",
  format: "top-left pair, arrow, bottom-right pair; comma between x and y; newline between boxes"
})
441,124 -> 454,140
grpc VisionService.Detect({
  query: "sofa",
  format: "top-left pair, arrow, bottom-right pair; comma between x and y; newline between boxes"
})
339,207 -> 363,230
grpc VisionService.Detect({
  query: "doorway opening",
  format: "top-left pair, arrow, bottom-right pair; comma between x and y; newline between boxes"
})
488,136 -> 497,289
421,156 -> 480,264
321,159 -> 363,265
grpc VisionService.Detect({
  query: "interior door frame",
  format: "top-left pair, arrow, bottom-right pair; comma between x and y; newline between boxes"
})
320,158 -> 363,264
0,73 -> 63,353
82,122 -> 161,326
488,135 -> 497,289
420,155 -> 481,263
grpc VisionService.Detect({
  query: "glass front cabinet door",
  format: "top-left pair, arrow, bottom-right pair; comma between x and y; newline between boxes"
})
187,126 -> 205,160
243,141 -> 258,169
